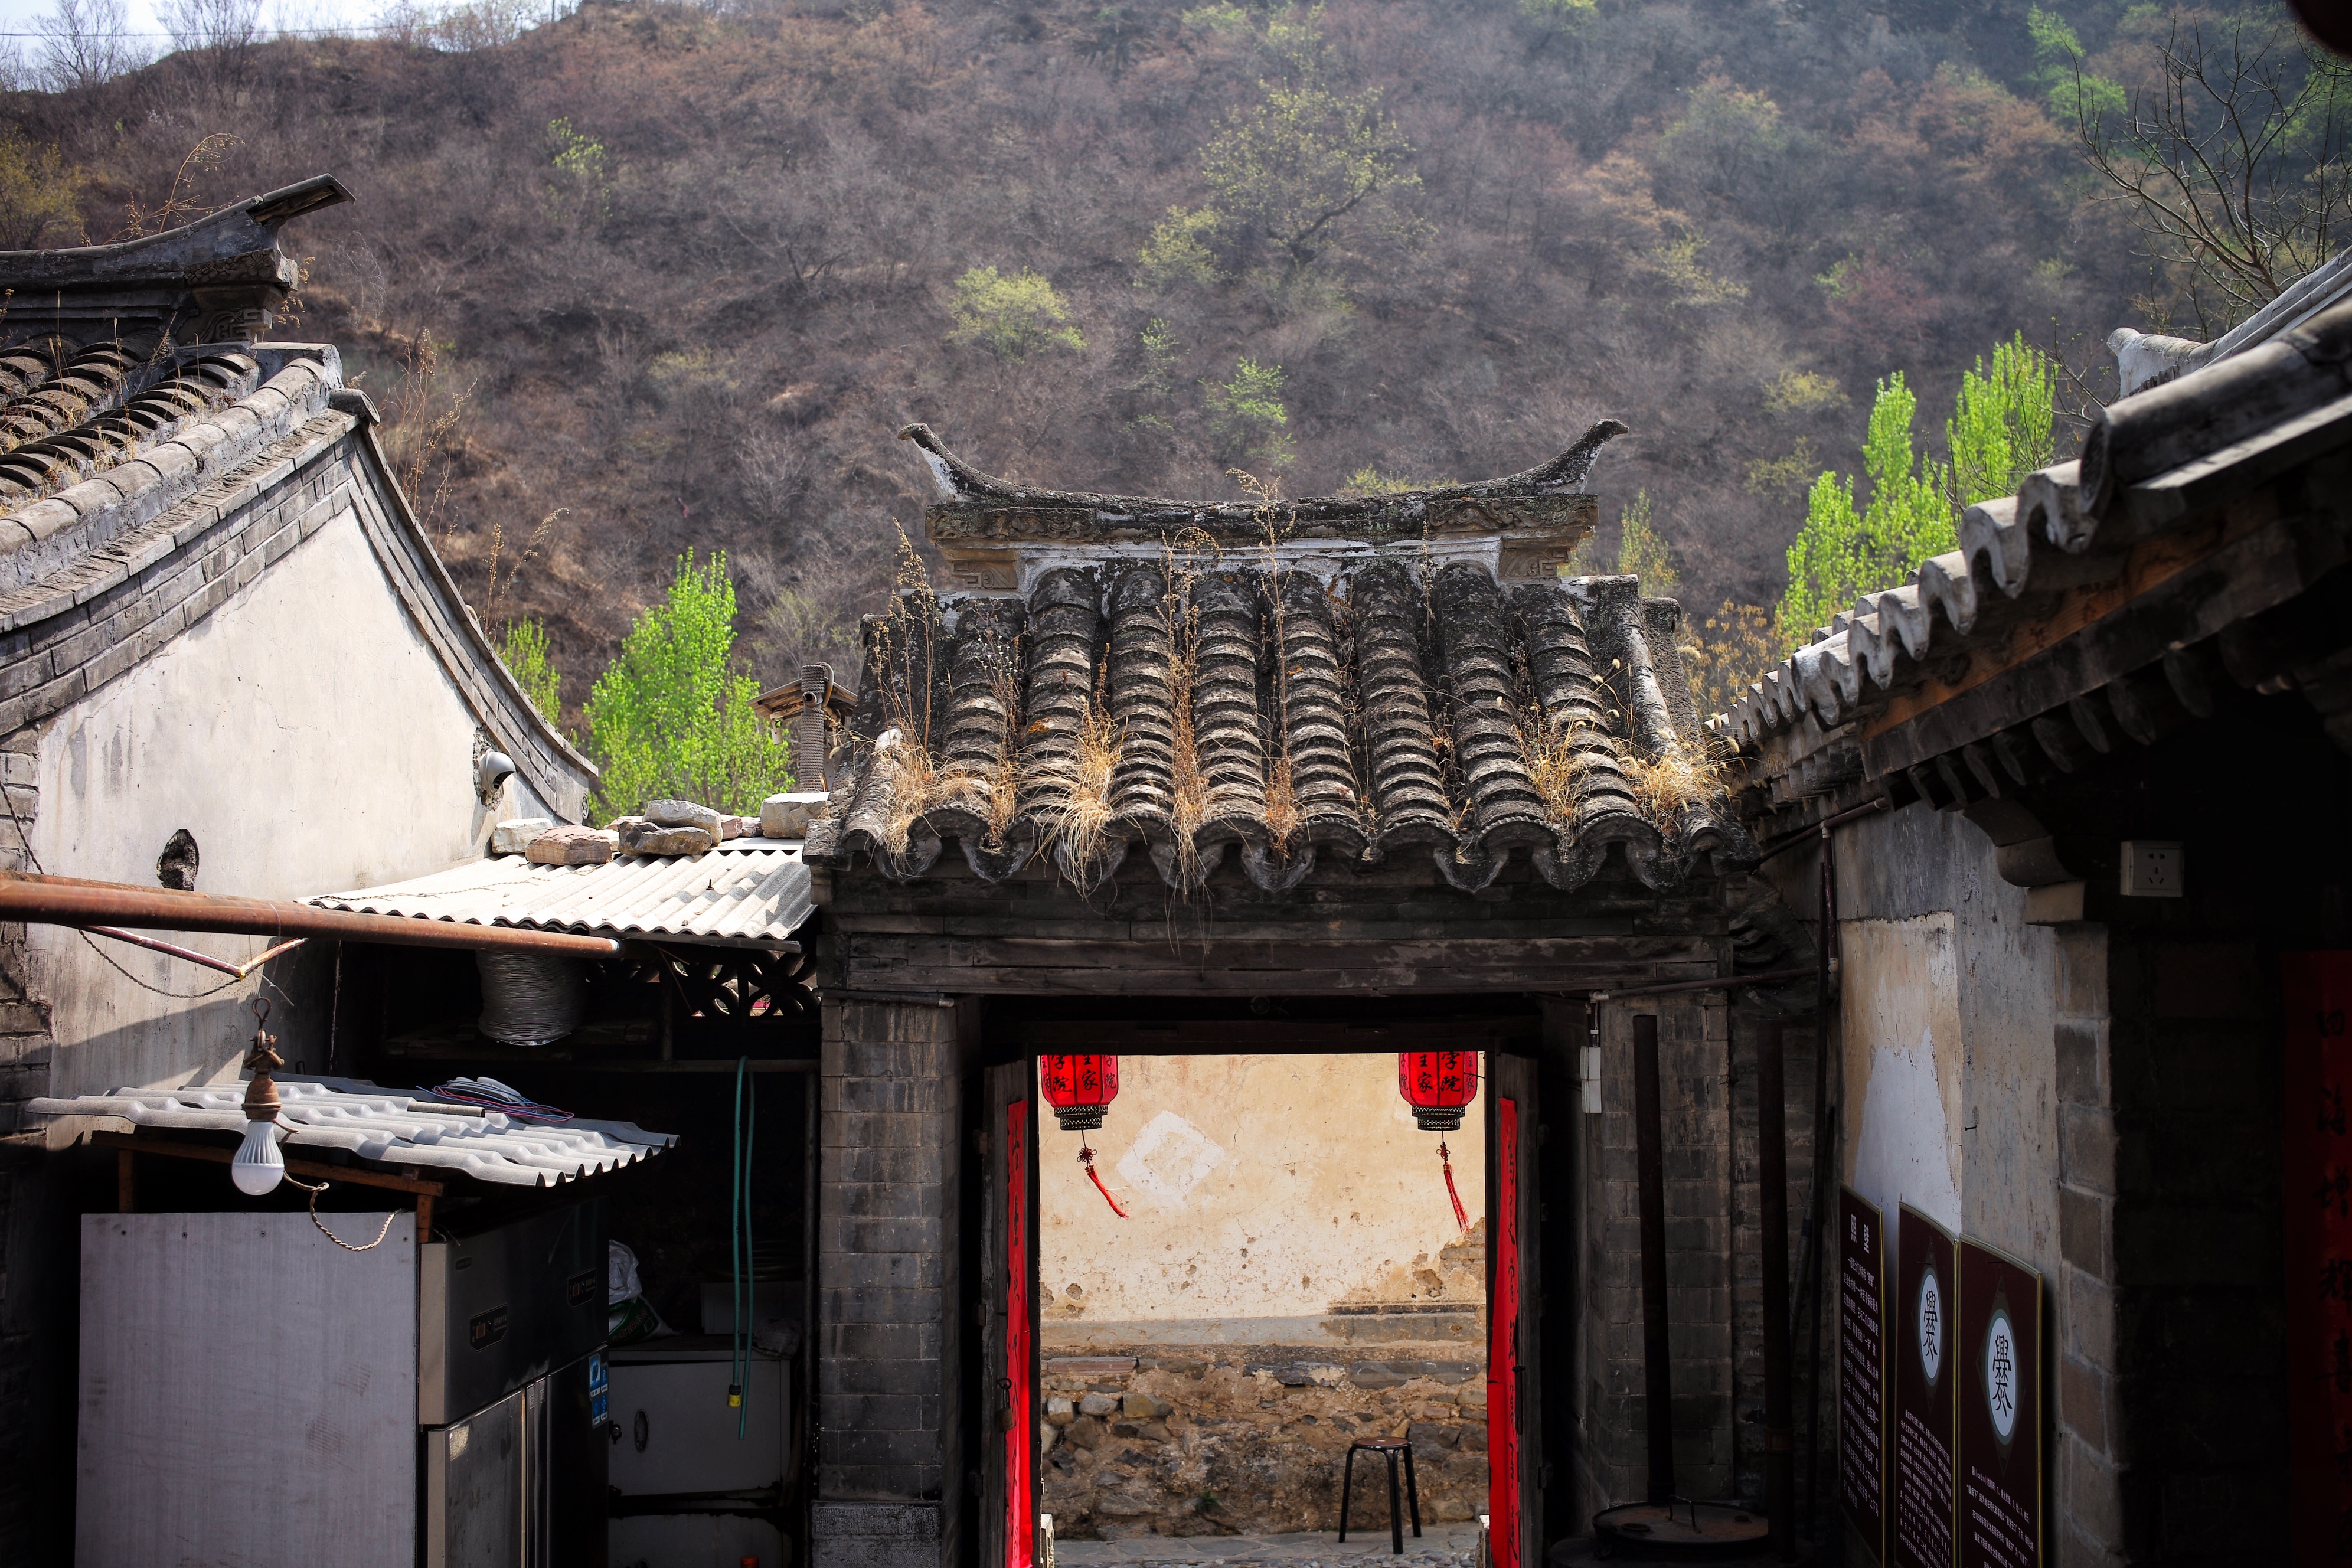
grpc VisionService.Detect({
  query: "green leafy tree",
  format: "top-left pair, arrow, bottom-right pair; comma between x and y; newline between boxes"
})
499,618 -> 563,725
1193,80 -> 1419,278
1614,491 -> 1680,595
543,117 -> 609,226
946,266 -> 1086,360
1775,373 -> 1955,648
1948,332 -> 2057,508
1205,356 -> 1295,469
1775,339 -> 2059,648
0,130 -> 83,250
2026,7 -> 2125,122
584,551 -> 792,821
1136,207 -> 1221,290
1517,0 -> 1594,30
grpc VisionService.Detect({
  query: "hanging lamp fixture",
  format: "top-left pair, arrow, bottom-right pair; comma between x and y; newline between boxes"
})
1040,1054 -> 1118,1131
1399,1050 -> 1477,1233
1040,1054 -> 1128,1217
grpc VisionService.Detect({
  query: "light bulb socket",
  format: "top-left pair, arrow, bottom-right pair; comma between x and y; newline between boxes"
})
241,1076 -> 280,1122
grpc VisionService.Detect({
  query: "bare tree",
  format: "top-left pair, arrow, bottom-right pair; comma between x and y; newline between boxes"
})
35,0 -> 151,92
2075,15 -> 2352,336
162,0 -> 264,58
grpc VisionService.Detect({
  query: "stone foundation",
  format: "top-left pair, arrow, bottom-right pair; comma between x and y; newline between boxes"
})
1040,1347 -> 1490,1540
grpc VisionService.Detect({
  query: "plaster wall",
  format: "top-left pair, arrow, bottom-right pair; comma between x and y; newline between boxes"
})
1038,1054 -> 1486,1348
1835,802 -> 2060,1274
22,507 -> 554,1100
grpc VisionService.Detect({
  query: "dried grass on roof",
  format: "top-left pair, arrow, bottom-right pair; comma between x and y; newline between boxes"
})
1027,677 -> 1122,885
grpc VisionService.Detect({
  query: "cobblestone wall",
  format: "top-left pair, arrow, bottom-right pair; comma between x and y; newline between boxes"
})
1041,1348 -> 1489,1540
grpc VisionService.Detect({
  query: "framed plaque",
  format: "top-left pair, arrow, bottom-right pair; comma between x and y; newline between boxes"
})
2284,952 -> 2352,1560
1956,1237 -> 2042,1568
1840,1186 -> 1889,1562
1892,1206 -> 1956,1568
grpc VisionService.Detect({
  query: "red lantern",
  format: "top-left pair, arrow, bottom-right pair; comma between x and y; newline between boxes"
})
1040,1055 -> 1119,1132
1399,1051 -> 1478,1132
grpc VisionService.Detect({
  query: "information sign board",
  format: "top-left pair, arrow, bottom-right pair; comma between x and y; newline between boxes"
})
1956,1237 -> 2041,1568
1840,1185 -> 1889,1562
2284,952 -> 2352,1561
1892,1206 -> 1956,1568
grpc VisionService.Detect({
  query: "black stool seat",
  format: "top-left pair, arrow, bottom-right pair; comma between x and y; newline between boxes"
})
1339,1438 -> 1422,1554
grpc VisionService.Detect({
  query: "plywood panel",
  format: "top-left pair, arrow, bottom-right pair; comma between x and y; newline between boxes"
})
78,1211 -> 417,1567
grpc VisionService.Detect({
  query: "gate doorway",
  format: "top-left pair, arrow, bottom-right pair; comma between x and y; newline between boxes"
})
972,1001 -> 1561,1568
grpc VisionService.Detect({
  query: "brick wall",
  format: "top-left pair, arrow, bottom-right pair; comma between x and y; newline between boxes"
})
2074,929 -> 2285,1563
1726,1005 -> 1819,1517
1573,992 -> 1742,1511
816,998 -> 970,1568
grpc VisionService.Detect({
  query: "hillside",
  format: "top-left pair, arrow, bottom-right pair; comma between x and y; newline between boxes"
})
2,0 -> 2242,717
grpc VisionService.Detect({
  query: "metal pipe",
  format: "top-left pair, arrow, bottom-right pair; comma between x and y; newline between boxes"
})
1757,1019 -> 1796,1560
1587,965 -> 1815,1001
0,871 -> 621,958
1755,795 -> 1891,863
1632,1012 -> 1675,1504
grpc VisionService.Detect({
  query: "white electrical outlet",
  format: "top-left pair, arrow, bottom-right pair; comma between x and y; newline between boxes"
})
2120,840 -> 2184,897
1580,1044 -> 1603,1113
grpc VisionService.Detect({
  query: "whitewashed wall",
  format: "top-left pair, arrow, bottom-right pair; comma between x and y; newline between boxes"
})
1038,1052 -> 1485,1347
24,507 -> 558,1102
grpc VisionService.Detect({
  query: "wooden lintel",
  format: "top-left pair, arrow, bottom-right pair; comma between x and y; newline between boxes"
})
93,1129 -> 447,1197
1014,1016 -> 1543,1052
838,932 -> 1717,996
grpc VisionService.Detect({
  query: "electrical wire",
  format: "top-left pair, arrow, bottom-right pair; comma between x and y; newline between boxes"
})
427,1076 -> 573,1122
279,1170 -> 400,1252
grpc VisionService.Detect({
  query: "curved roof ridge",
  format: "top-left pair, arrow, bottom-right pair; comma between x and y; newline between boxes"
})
899,419 -> 1628,529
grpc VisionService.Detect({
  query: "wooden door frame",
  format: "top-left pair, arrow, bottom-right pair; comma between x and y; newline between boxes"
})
1487,1048 -> 1542,1568
971,996 -> 1573,1567
981,1060 -> 1040,1568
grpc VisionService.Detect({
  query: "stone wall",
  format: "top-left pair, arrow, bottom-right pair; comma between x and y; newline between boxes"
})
1041,1346 -> 1489,1540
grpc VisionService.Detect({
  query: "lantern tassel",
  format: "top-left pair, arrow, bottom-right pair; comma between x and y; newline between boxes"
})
1078,1142 -> 1128,1219
1439,1137 -> 1469,1234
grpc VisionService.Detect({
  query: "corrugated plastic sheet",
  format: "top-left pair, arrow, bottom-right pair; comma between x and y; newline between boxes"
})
24,1077 -> 676,1187
305,841 -> 813,949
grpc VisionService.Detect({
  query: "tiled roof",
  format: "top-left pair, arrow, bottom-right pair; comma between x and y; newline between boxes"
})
0,344 -> 263,509
0,180 -> 601,821
806,564 -> 1755,896
309,841 -> 815,949
0,346 -> 338,587
1721,298 -> 2352,814
24,1076 -> 675,1187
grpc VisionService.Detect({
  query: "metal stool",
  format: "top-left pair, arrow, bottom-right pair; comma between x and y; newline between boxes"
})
1338,1438 -> 1421,1554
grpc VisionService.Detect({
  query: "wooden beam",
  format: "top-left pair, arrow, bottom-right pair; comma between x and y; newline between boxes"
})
1012,1017 -> 1541,1053
837,932 -> 1718,996
90,1131 -> 447,1197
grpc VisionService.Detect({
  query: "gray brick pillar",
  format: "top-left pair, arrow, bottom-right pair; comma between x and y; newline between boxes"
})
814,998 -> 970,1568
1573,992 -> 1737,1507
2052,923 -> 2128,1567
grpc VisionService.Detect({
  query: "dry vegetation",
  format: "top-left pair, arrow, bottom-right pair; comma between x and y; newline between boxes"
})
1,0 -> 2191,718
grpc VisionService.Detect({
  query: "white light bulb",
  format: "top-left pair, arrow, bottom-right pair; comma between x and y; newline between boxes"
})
231,1119 -> 284,1196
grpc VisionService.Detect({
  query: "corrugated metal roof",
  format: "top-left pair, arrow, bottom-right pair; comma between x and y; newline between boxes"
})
304,840 -> 813,950
24,1076 -> 675,1188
